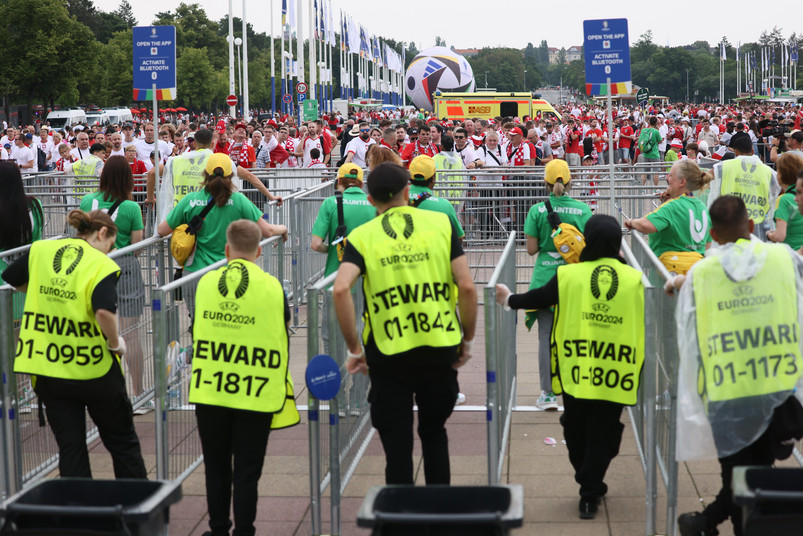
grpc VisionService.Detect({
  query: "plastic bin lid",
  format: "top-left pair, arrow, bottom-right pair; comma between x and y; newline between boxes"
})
356,485 -> 524,528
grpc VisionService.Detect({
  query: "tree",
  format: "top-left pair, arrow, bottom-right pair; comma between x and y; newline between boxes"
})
435,36 -> 446,48
537,40 -> 550,65
113,0 -> 137,27
93,30 -> 134,105
0,0 -> 97,118
176,47 -> 227,108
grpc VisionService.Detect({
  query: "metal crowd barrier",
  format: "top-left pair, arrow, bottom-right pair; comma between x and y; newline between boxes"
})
625,231 -> 676,536
0,236 -> 174,499
286,181 -> 336,326
150,236 -> 285,481
484,232 -> 518,485
306,271 -> 372,536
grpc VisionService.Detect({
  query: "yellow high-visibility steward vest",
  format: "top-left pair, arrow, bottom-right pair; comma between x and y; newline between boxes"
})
190,259 -> 289,412
170,150 -> 211,206
693,240 -> 802,404
347,205 -> 461,355
720,158 -> 772,224
15,239 -> 121,380
72,155 -> 102,195
551,258 -> 645,405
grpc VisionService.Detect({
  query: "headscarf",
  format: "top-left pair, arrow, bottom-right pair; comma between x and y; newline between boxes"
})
579,214 -> 625,264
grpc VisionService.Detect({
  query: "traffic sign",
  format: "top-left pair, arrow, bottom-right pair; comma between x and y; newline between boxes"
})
226,94 -> 238,107
636,88 -> 649,104
282,94 -> 292,104
298,93 -> 306,103
132,25 -> 177,100
583,19 -> 632,96
296,82 -> 308,94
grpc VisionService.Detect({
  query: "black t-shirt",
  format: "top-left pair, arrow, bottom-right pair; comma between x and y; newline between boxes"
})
3,250 -> 119,313
341,216 -> 464,370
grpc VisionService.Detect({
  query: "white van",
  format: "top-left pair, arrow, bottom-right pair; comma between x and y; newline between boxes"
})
107,107 -> 133,125
86,109 -> 111,127
45,108 -> 87,130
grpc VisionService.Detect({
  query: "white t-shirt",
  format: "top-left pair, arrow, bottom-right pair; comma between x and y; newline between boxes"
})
121,138 -> 137,149
477,145 -> 508,184
301,136 -> 324,167
455,143 -> 478,168
35,138 -> 54,163
0,148 -> 9,160
135,139 -> 171,170
11,145 -> 34,168
658,124 -> 669,151
109,148 -> 126,157
345,136 -> 375,168
70,146 -> 93,160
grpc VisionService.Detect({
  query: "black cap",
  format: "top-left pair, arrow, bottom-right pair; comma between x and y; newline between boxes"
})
367,163 -> 409,203
123,122 -> 133,129
408,127 -> 419,135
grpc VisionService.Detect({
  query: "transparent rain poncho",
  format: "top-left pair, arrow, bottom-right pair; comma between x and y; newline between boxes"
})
675,237 -> 803,461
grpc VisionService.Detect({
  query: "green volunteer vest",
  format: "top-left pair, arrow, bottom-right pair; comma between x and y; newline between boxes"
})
171,150 -> 211,206
347,206 -> 461,355
551,258 -> 645,405
72,156 -> 102,195
720,158 -> 772,224
190,259 -> 289,412
15,239 -> 121,380
693,241 -> 802,404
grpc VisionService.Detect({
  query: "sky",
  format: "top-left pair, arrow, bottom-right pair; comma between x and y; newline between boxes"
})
96,0 -> 800,52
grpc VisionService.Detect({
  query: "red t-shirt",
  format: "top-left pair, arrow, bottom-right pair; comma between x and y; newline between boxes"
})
587,128 -> 604,153
129,159 -> 147,175
228,143 -> 256,168
618,126 -> 634,149
214,141 -> 231,154
565,128 -> 582,155
400,142 -> 438,167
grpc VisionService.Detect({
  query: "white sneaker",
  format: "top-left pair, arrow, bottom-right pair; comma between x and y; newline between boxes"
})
536,391 -> 559,411
455,392 -> 466,405
133,400 -> 155,415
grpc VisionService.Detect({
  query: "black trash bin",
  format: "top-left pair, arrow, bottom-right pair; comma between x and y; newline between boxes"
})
0,478 -> 182,536
357,485 -> 523,536
733,466 -> 803,536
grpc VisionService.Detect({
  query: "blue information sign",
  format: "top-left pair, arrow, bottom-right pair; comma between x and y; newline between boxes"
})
133,26 -> 177,101
582,18 -> 632,96
298,93 -> 306,103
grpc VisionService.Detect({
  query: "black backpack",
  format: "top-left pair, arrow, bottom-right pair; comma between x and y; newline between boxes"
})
37,146 -> 47,170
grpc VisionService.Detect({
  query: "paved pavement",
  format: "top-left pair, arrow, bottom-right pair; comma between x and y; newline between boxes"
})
79,306 -> 785,536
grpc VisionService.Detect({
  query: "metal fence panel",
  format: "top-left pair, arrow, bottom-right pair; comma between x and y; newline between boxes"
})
307,271 -> 371,536
484,232 -> 518,485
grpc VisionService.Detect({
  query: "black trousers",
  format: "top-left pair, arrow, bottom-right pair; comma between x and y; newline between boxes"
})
560,393 -> 625,499
195,403 -> 273,536
703,426 -> 775,536
368,359 -> 459,485
35,361 -> 147,479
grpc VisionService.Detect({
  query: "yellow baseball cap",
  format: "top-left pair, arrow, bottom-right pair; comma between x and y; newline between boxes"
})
337,163 -> 364,182
205,153 -> 233,177
409,155 -> 436,180
545,159 -> 571,185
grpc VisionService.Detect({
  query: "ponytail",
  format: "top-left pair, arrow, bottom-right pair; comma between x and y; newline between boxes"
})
202,169 -> 235,207
67,209 -> 117,239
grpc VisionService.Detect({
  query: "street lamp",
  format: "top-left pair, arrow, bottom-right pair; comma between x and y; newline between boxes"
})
686,69 -> 689,103
524,70 -> 527,92
235,37 -> 243,117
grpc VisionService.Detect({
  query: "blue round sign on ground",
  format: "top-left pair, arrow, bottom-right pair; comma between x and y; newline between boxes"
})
305,354 -> 341,401
282,94 -> 292,104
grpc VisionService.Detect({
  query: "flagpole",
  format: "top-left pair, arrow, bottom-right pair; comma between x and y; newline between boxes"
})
271,0 -> 276,115
242,0 -> 250,121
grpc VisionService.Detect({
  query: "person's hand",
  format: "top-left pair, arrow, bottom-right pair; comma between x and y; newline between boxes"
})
272,195 -> 283,207
271,224 -> 289,243
658,188 -> 671,203
346,346 -> 368,375
624,219 -> 634,230
495,284 -> 512,308
108,338 -> 127,357
145,195 -> 156,206
454,338 -> 473,369
663,274 -> 686,296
